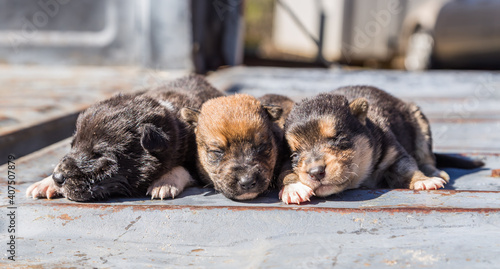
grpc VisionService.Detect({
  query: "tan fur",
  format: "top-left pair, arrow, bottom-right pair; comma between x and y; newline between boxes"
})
286,117 -> 336,152
285,133 -> 301,152
318,118 -> 337,138
290,131 -> 375,197
194,94 -> 281,200
197,94 -> 267,146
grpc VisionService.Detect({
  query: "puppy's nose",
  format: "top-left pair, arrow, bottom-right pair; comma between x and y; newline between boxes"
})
308,166 -> 325,181
52,172 -> 66,185
239,176 -> 257,191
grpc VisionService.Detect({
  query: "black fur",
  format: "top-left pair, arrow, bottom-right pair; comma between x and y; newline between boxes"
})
51,75 -> 223,201
284,85 -> 482,193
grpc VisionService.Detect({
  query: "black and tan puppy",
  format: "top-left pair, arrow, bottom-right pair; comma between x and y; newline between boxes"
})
26,75 -> 223,202
181,93 -> 293,200
280,86 -> 483,204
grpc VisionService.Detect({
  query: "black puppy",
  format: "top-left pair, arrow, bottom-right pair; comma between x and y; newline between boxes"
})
26,75 -> 223,202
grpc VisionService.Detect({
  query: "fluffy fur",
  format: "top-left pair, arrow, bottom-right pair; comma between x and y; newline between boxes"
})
181,94 -> 293,200
280,86 -> 484,204
26,75 -> 223,202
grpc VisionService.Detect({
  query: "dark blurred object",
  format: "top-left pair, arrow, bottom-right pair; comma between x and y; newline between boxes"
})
401,0 -> 500,70
191,0 -> 245,74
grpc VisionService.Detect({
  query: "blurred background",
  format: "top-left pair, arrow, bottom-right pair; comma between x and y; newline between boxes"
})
1,0 -> 500,161
1,0 -> 500,73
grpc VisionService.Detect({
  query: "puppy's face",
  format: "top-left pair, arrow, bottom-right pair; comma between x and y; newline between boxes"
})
285,96 -> 373,197
183,94 -> 282,200
53,95 -> 175,201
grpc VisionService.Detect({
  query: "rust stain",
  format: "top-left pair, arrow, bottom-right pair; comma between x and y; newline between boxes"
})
57,214 -> 81,226
491,169 -> 500,178
191,249 -> 204,253
431,190 -> 455,196
29,202 -> 500,215
58,213 -> 80,221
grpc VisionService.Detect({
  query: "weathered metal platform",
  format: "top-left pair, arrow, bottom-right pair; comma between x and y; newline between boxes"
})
0,65 -> 187,163
2,67 -> 500,268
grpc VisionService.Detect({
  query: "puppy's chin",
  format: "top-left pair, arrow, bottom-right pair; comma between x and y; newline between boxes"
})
61,187 -> 94,202
234,192 -> 259,200
297,172 -> 351,197
62,176 -> 132,202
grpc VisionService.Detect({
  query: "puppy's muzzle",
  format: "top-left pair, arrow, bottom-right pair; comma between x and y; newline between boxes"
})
52,156 -> 78,187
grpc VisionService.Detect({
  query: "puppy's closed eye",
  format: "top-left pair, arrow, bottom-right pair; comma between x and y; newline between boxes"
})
327,134 -> 352,150
291,152 -> 300,168
207,149 -> 224,161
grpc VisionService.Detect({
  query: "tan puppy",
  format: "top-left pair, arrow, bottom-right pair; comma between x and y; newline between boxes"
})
181,94 -> 292,200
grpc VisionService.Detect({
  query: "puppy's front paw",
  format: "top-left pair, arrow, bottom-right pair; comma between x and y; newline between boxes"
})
147,166 -> 193,200
413,177 -> 447,190
279,182 -> 314,204
26,176 -> 63,199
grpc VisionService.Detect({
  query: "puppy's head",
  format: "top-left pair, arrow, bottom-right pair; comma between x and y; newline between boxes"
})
285,94 -> 374,197
53,94 -> 177,201
182,94 -> 283,200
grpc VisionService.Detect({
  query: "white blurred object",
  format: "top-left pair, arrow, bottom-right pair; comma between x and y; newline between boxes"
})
272,0 -> 500,69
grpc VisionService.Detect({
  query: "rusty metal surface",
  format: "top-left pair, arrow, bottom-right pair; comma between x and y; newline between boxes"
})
1,139 -> 500,268
2,67 -> 500,267
0,65 -> 188,162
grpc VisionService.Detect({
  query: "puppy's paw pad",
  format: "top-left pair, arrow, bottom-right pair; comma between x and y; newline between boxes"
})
413,177 -> 447,190
26,176 -> 62,199
279,182 -> 314,204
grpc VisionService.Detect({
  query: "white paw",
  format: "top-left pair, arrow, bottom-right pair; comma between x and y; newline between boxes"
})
413,177 -> 447,190
26,176 -> 63,199
147,166 -> 193,200
279,182 -> 315,204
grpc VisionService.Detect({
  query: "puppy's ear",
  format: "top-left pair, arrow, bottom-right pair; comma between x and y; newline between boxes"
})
140,124 -> 169,153
180,107 -> 200,127
263,104 -> 283,122
349,98 -> 369,124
